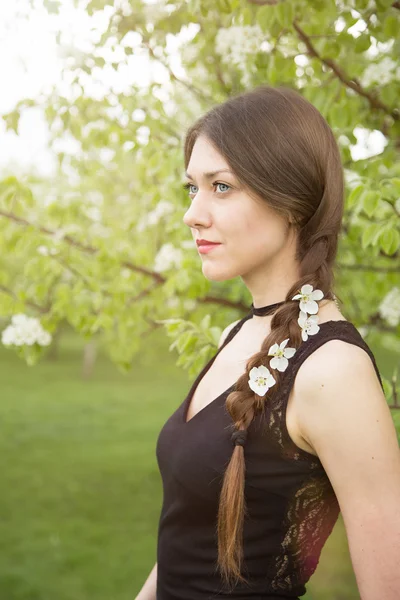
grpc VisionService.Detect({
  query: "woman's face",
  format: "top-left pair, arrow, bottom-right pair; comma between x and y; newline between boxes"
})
182,135 -> 297,283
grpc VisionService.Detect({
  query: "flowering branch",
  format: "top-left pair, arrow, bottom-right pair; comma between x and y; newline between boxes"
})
0,208 -> 164,284
292,20 -> 399,123
142,39 -> 216,105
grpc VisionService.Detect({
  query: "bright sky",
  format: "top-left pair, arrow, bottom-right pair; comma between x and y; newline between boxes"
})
0,0 -> 185,176
0,0 -> 386,177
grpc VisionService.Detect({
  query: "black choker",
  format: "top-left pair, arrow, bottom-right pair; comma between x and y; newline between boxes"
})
250,300 -> 286,316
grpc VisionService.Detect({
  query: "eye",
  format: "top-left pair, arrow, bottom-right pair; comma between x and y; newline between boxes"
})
181,181 -> 232,197
215,182 -> 231,194
182,182 -> 198,195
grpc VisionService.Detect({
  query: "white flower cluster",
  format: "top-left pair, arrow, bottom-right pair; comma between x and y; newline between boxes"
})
166,297 -> 197,311
183,299 -> 197,311
379,286 -> 400,327
216,25 -> 264,66
83,206 -> 102,222
248,284 -> 324,397
2,314 -> 52,347
137,201 -> 174,232
37,245 -> 58,256
154,242 -> 184,273
359,57 -> 400,87
215,25 -> 271,86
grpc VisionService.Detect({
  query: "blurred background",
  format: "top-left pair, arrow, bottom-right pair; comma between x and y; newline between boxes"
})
0,1 -> 399,599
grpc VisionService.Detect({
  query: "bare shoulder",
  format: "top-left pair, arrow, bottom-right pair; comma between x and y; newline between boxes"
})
294,334 -> 383,451
218,319 -> 241,348
297,335 -> 374,382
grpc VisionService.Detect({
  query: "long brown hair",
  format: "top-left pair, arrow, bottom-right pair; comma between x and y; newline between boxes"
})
183,85 -> 344,590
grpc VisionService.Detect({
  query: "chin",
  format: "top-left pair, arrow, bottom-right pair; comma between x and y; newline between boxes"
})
202,265 -> 238,282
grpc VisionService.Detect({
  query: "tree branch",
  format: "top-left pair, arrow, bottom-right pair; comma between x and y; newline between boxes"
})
337,262 -> 400,273
292,20 -> 399,122
0,284 -> 49,314
0,208 -> 165,283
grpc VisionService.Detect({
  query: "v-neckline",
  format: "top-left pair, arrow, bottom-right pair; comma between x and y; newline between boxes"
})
183,315 -> 252,424
182,316 -> 353,425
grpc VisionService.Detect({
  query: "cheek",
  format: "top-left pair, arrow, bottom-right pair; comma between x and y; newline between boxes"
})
235,213 -> 288,264
239,211 -> 281,246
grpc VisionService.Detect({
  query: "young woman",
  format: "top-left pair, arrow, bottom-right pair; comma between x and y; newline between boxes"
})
137,86 -> 400,600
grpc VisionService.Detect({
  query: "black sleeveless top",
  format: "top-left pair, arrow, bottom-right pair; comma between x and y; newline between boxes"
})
155,312 -> 384,599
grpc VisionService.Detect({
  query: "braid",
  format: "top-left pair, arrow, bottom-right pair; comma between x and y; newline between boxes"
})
217,255 -> 337,591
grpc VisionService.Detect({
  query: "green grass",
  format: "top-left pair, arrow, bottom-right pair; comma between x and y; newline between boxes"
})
0,327 -> 394,599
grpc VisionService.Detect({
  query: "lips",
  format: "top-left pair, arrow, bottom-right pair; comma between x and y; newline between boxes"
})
196,240 -> 220,246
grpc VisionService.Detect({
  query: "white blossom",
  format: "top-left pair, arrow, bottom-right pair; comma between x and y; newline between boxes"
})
379,287 -> 400,327
137,201 -> 174,232
166,297 -> 180,308
215,25 -> 271,86
88,222 -> 111,238
268,338 -> 296,372
248,365 -> 276,397
154,243 -> 183,272
298,310 -> 320,342
292,284 -> 324,314
181,239 -> 196,250
183,299 -> 197,311
2,314 -> 52,348
84,206 -> 102,222
37,245 -> 59,256
359,57 -> 400,87
86,190 -> 104,206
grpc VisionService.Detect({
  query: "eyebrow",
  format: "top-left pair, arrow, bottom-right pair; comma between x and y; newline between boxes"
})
184,169 -> 233,180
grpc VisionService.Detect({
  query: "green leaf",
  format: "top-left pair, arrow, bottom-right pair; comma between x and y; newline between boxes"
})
382,376 -> 393,401
383,15 -> 400,38
241,6 -> 253,25
361,190 -> 380,217
176,331 -> 196,353
354,34 -> 370,53
200,314 -> 211,330
379,229 -> 400,255
390,178 -> 400,195
209,326 -> 221,346
257,5 -> 274,31
347,184 -> 365,209
275,1 -> 293,27
361,223 -> 382,249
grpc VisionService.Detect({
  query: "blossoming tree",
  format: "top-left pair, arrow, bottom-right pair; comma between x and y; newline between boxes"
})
0,0 -> 399,421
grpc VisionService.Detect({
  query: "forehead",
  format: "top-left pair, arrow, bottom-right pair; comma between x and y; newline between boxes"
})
186,136 -> 231,178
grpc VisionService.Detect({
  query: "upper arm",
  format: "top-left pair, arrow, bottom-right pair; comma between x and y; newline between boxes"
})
297,340 -> 400,513
296,340 -> 400,584
218,319 -> 241,348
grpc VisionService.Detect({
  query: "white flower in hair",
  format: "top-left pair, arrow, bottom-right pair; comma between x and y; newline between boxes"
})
292,284 -> 324,314
268,338 -> 296,372
298,310 -> 320,342
248,365 -> 276,397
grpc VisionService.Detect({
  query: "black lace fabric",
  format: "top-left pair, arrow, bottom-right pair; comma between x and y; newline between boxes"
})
267,474 -> 340,590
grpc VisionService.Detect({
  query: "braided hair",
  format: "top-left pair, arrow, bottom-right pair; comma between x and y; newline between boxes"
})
183,85 -> 344,590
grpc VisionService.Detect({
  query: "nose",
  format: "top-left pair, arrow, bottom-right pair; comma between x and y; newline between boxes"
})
182,192 -> 212,229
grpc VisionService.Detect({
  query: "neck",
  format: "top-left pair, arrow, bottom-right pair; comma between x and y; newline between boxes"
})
250,300 -> 286,317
